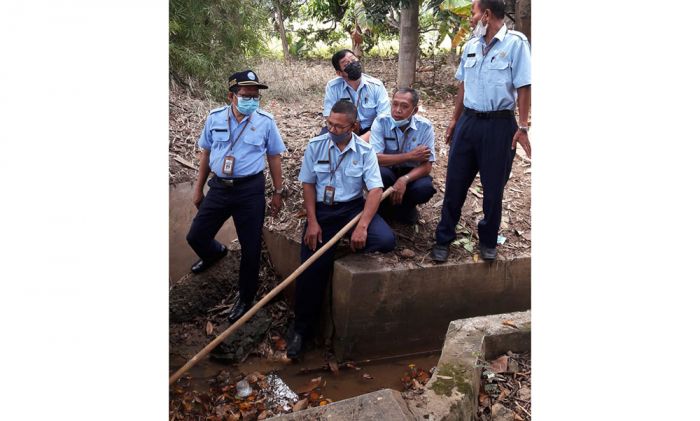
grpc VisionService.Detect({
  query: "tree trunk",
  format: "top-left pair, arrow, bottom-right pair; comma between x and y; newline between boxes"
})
273,0 -> 291,61
397,0 -> 419,88
515,0 -> 531,42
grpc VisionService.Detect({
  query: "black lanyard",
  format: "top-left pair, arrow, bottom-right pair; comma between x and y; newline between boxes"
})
393,126 -> 412,153
328,143 -> 349,184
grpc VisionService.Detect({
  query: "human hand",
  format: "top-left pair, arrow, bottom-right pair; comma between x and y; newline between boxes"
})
445,119 -> 457,145
304,221 -> 323,251
391,177 -> 407,205
269,193 -> 282,217
350,226 -> 368,252
408,145 -> 431,162
193,189 -> 204,209
512,129 -> 531,159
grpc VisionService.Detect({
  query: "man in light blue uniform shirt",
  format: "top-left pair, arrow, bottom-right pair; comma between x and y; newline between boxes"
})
370,88 -> 437,225
431,0 -> 531,262
186,70 -> 286,324
286,100 -> 395,360
322,49 -> 391,142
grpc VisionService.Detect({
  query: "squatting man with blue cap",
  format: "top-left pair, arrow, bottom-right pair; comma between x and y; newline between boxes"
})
370,88 -> 437,225
430,0 -> 531,263
186,70 -> 287,324
322,49 -> 391,142
286,100 -> 396,359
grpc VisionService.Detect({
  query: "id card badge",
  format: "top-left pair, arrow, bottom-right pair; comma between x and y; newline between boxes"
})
222,156 -> 235,176
323,185 -> 335,206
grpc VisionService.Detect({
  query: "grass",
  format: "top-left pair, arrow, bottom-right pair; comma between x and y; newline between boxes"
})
253,58 -> 334,102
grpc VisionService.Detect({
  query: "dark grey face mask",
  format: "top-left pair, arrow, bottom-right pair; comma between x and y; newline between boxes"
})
344,61 -> 363,81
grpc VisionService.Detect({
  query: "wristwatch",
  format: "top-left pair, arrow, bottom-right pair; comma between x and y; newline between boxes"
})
518,125 -> 529,133
273,187 -> 284,195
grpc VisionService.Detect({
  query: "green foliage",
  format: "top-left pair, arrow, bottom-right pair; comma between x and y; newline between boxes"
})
170,0 -> 273,97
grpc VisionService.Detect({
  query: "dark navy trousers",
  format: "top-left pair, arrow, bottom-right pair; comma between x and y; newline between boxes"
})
435,112 -> 517,248
294,198 -> 395,336
378,166 -> 436,221
186,173 -> 265,303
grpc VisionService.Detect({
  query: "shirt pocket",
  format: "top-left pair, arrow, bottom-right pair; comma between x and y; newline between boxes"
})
362,98 -> 378,122
384,137 -> 399,152
211,128 -> 229,142
487,57 -> 510,85
312,163 -> 331,185
343,163 -> 363,194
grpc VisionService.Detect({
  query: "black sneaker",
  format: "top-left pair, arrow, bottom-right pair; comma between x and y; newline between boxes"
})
479,244 -> 497,261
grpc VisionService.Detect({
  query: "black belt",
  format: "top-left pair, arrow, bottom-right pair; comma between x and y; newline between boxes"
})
463,107 -> 514,119
213,172 -> 262,186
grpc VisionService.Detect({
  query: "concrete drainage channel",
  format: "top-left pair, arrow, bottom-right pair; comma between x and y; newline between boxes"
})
170,226 -> 531,419
261,228 -> 531,420
273,311 -> 531,420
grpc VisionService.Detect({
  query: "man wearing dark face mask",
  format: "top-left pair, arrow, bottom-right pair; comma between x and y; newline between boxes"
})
322,49 -> 391,143
287,100 -> 395,359
186,70 -> 286,324
431,0 -> 531,263
370,88 -> 437,225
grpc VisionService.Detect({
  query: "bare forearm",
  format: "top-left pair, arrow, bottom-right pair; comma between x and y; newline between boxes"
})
302,183 -> 318,225
195,149 -> 211,190
517,85 -> 531,126
452,83 -> 465,121
404,162 -> 432,182
267,154 -> 283,190
377,153 -> 413,167
358,188 -> 382,229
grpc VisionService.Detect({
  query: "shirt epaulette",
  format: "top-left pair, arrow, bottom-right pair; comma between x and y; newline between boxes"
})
209,105 -> 229,115
362,74 -> 384,86
413,114 -> 434,127
327,77 -> 344,87
308,133 -> 329,144
254,108 -> 274,120
507,30 -> 529,43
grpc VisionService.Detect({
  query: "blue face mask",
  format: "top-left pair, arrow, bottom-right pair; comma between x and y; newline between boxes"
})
235,98 -> 259,115
329,130 -> 351,144
391,117 -> 410,128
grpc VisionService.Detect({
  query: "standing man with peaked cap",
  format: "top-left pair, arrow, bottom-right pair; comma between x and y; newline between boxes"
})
287,100 -> 396,359
322,49 -> 391,142
369,88 -> 437,225
186,70 -> 287,324
431,0 -> 531,262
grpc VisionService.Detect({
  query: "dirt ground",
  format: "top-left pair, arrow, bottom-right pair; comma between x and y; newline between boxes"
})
169,58 -> 531,263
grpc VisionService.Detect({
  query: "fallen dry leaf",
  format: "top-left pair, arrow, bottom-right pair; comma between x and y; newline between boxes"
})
296,377 -> 322,394
400,248 -> 415,258
362,373 -> 373,380
206,321 -> 214,336
274,337 -> 286,351
328,360 -> 339,376
502,320 -> 518,329
292,398 -> 308,412
490,355 -> 509,373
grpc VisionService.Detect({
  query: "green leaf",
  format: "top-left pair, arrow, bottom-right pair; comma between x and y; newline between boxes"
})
439,0 -> 471,17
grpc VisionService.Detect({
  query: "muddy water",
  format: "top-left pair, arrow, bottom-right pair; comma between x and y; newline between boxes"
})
170,349 -> 440,402
170,181 -> 237,281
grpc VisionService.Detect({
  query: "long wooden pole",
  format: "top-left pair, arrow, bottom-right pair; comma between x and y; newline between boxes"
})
169,187 -> 395,385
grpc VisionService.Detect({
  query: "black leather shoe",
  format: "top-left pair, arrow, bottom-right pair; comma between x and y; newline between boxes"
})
191,246 -> 228,274
430,244 -> 449,262
286,332 -> 304,359
227,300 -> 252,324
479,244 -> 497,261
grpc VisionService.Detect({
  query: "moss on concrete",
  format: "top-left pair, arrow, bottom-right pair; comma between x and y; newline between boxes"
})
429,363 -> 474,399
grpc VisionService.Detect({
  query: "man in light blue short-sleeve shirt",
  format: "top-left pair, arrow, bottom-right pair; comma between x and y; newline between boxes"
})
322,49 -> 391,142
186,70 -> 286,325
431,0 -> 531,263
369,88 -> 437,225
286,100 -> 395,360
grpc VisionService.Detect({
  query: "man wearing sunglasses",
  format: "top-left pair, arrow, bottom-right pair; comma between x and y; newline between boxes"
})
322,49 -> 391,142
186,70 -> 286,324
287,100 -> 396,359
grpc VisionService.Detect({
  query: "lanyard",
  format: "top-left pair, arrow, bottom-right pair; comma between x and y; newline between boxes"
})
224,110 -> 252,156
393,126 -> 412,153
328,143 -> 349,184
345,85 -> 362,109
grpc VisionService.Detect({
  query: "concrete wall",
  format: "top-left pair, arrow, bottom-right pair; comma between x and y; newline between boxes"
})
332,255 -> 530,360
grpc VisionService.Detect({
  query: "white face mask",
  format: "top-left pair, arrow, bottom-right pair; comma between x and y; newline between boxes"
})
472,19 -> 487,39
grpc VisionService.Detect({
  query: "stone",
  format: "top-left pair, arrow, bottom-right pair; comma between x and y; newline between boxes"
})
274,389 -> 413,420
491,403 -> 515,421
209,309 -> 272,363
517,386 -> 530,401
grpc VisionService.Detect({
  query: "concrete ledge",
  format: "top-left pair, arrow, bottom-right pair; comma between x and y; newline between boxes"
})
332,255 -> 530,360
406,310 -> 531,421
273,388 -> 414,420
